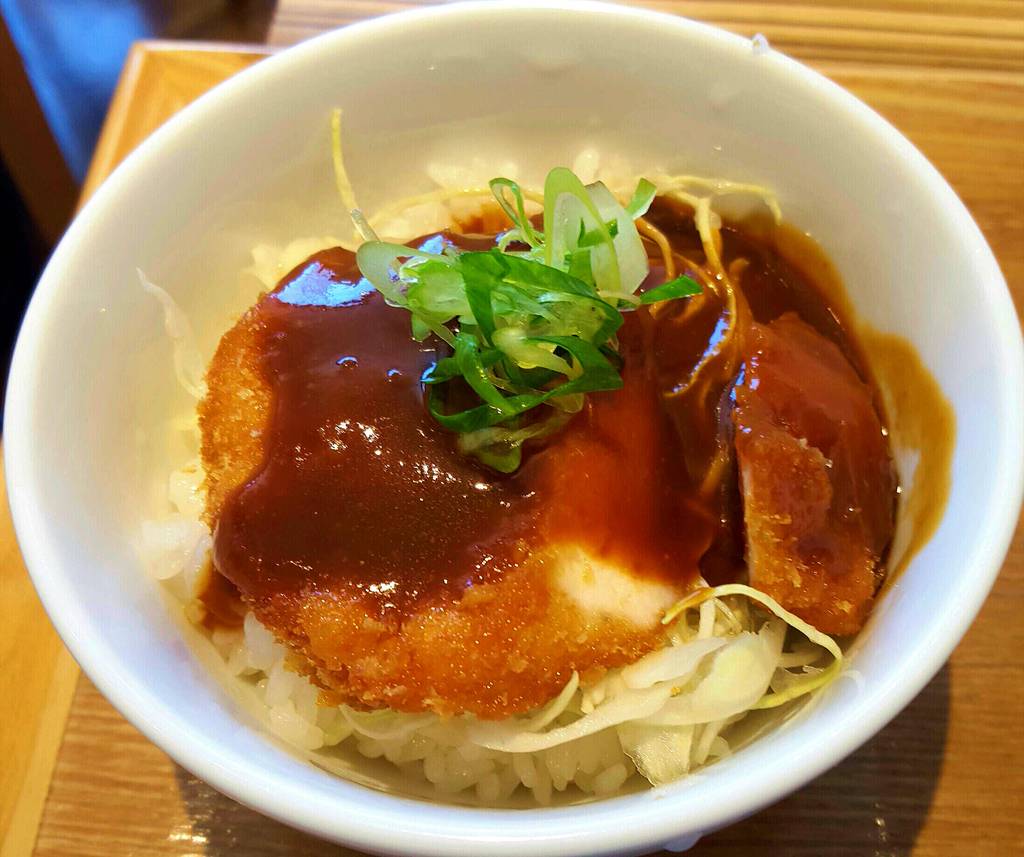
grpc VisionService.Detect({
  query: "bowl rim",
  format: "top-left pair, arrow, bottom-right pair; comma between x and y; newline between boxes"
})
6,1 -> 1023,854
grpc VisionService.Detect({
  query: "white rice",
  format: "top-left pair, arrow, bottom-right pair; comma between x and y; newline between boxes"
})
142,448 -> 819,803
142,456 -> 773,804
213,609 -> 649,803
139,158 -> 822,804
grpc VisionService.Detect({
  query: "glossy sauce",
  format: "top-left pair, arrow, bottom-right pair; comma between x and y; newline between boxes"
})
213,241 -> 532,615
206,201 -> 928,623
762,224 -> 955,582
639,199 -> 898,584
212,235 -> 706,617
720,214 -> 952,583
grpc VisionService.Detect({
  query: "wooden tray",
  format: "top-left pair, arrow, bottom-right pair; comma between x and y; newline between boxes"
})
4,5 -> 1024,854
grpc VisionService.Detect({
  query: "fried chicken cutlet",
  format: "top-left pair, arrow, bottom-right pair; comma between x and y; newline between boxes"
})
200,242 -> 710,719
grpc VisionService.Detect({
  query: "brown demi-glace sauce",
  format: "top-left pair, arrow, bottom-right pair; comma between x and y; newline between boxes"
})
211,230 -> 707,618
204,198 -> 903,634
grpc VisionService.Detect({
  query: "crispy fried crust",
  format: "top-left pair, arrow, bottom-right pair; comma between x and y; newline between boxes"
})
264,566 -> 664,718
734,314 -> 895,636
198,307 -> 269,527
199,297 -> 670,719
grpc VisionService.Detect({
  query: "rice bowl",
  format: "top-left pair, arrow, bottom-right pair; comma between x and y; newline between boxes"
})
6,2 -> 1021,853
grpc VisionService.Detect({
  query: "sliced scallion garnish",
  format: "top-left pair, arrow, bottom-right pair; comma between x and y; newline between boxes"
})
354,168 -> 701,471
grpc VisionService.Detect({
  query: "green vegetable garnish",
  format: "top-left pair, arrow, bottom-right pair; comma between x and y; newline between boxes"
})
355,168 -> 701,471
640,276 -> 702,305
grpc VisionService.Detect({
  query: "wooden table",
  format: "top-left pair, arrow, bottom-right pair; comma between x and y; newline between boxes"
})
3,3 -> 1023,855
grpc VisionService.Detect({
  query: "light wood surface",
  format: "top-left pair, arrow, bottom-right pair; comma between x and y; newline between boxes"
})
0,41 -> 267,857
269,0 -> 1024,71
0,469 -> 79,857
4,2 -> 1024,855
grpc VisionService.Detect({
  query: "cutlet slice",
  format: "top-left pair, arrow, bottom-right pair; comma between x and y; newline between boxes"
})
734,313 -> 895,635
199,246 -> 698,719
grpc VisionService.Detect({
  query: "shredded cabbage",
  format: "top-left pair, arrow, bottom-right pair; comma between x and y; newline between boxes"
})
467,683 -> 675,754
340,708 -> 436,742
639,623 -> 784,727
619,635 -> 726,689
454,583 -> 842,785
138,270 -> 206,400
330,108 -> 376,243
663,583 -> 844,710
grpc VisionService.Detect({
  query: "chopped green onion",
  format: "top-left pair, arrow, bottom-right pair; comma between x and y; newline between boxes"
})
640,275 -> 702,304
489,178 -> 540,248
493,327 -> 572,375
585,182 -> 648,294
543,167 -> 620,292
578,219 -> 619,248
458,410 -> 572,473
453,333 -> 517,413
625,178 -> 657,219
354,168 -> 702,470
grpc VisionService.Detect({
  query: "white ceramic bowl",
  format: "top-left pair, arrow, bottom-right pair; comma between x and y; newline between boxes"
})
7,2 -> 1023,854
